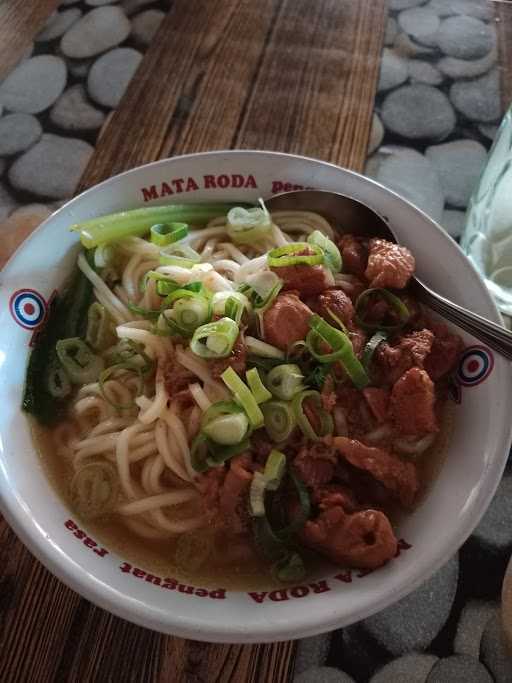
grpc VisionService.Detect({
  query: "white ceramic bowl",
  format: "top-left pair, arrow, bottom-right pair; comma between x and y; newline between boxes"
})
1,151 -> 511,643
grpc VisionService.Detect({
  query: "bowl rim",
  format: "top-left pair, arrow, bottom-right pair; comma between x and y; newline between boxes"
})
1,149 -> 511,643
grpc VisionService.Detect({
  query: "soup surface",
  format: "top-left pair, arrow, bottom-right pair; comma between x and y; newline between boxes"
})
24,202 -> 463,588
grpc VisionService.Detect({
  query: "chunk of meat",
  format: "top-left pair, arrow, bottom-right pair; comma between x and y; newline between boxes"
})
220,454 -> 254,533
263,292 -> 313,351
425,322 -> 464,380
250,432 -> 274,464
293,443 -> 337,486
363,388 -> 390,424
270,263 -> 334,297
332,436 -> 419,507
347,321 -> 367,357
312,483 -> 359,512
374,329 -> 434,385
209,334 -> 247,379
195,467 -> 225,517
390,367 -> 438,437
316,288 -> 355,326
335,387 -> 374,435
365,238 -> 415,289
163,357 -> 195,397
336,276 -> 368,305
302,505 -> 398,569
337,234 -> 368,277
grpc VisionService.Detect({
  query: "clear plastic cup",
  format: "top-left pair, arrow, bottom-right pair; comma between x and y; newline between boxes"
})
462,106 -> 512,316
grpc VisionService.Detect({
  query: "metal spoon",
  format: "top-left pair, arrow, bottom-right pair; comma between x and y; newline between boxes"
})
266,189 -> 512,360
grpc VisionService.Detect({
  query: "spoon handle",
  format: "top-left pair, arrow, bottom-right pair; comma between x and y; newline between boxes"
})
411,278 -> 512,361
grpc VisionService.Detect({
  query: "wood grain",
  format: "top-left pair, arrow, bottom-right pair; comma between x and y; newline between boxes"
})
78,0 -> 386,191
2,0 -> 387,681
496,0 -> 512,112
0,0 -> 60,81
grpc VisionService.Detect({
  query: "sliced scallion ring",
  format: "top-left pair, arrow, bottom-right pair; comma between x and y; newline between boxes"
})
150,222 -> 188,246
261,400 -> 296,442
200,400 -> 250,446
266,363 -> 305,401
221,366 -> 264,428
307,230 -> 342,273
227,201 -> 272,244
246,367 -> 272,404
267,242 -> 324,268
190,317 -> 239,358
355,288 -> 410,332
292,389 -> 333,441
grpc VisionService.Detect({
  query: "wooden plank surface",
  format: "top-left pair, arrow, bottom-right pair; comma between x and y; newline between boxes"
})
1,0 -> 387,681
78,0 -> 386,191
0,0 -> 60,81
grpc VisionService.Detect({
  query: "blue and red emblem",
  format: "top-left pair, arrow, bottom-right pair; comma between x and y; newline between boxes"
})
9,289 -> 48,331
457,346 -> 494,387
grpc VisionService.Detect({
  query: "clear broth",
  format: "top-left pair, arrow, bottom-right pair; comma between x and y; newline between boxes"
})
32,403 -> 454,590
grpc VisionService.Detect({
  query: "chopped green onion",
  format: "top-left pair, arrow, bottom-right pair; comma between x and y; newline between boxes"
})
56,338 -> 104,384
252,517 -> 289,563
159,244 -> 200,268
200,400 -> 250,445
273,552 -> 306,583
227,201 -> 272,244
94,244 -> 115,269
157,279 -> 180,296
362,330 -> 388,371
71,203 -> 241,249
278,472 -> 311,537
245,336 -> 285,360
99,362 -> 143,409
266,363 -> 305,401
249,472 -> 267,517
307,314 -> 369,389
268,242 -> 324,268
355,288 -> 410,332
70,462 -> 119,519
191,433 -> 250,472
107,339 -> 153,374
150,222 -> 188,246
261,400 -> 296,442
166,292 -> 211,334
264,449 -> 286,491
127,301 -> 161,321
225,296 -> 246,325
242,271 -> 283,311
307,230 -> 342,273
143,270 -> 180,296
249,450 -> 286,516
246,367 -> 272,404
221,366 -> 264,428
86,302 -> 115,351
190,317 -> 239,358
46,361 -> 72,399
212,291 -> 251,319
292,389 -> 333,441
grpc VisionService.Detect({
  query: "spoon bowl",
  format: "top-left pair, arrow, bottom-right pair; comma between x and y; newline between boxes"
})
267,189 -> 512,361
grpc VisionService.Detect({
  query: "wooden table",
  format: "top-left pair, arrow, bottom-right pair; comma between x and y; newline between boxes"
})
1,1 -> 511,681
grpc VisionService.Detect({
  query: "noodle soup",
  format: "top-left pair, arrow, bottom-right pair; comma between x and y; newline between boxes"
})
24,201 -> 463,588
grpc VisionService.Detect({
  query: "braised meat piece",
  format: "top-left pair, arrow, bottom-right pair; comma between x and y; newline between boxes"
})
302,506 -> 398,569
293,443 -> 338,486
425,322 -> 464,380
315,288 -> 355,326
263,292 -> 313,351
332,436 -> 419,508
374,329 -> 434,385
390,367 -> 438,436
163,357 -> 195,397
365,238 -> 415,289
270,248 -> 334,296
363,387 -> 390,424
337,234 -> 368,277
